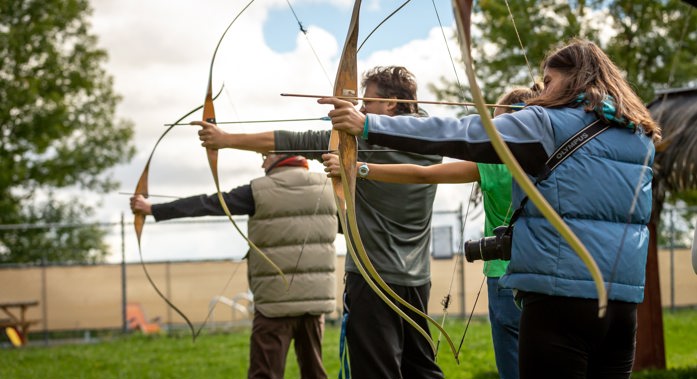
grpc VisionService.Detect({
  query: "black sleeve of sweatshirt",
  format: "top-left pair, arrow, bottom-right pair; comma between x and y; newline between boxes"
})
151,184 -> 254,221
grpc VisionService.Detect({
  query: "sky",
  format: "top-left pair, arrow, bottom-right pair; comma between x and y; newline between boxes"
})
87,0 -> 483,263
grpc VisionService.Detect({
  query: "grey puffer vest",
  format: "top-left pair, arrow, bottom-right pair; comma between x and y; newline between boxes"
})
248,166 -> 338,317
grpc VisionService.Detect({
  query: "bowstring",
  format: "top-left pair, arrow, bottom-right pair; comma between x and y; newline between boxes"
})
285,0 -> 334,88
135,85 -> 225,341
284,1 -> 341,291
504,0 -> 536,85
224,0 -> 337,275
193,259 -> 244,339
357,0 -> 413,53
436,185 -> 474,359
447,0 -> 537,355
430,0 -> 471,115
429,0 -> 480,358
454,190 -> 515,356
193,0 -> 258,338
290,1 -> 423,291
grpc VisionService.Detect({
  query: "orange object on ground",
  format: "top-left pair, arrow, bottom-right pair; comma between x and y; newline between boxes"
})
126,303 -> 162,334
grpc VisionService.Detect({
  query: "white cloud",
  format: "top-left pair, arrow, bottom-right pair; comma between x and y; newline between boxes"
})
87,0 -> 483,262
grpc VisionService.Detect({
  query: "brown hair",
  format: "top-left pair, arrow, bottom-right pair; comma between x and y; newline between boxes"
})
527,38 -> 661,142
496,83 -> 543,113
361,66 -> 418,115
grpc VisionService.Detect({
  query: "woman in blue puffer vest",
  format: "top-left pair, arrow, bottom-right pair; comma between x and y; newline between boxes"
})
320,38 -> 661,379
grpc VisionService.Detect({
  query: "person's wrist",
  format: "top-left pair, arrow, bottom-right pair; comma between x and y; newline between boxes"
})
220,132 -> 231,148
361,116 -> 369,140
357,162 -> 369,179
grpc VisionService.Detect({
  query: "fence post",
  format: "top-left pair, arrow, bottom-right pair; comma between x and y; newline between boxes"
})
121,212 -> 128,333
459,202 -> 466,317
166,261 -> 172,333
41,253 -> 48,345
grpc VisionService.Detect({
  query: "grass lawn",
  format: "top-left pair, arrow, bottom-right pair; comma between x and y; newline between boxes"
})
1,309 -> 696,378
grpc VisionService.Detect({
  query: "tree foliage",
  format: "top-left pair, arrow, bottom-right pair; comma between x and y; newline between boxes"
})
603,1 -> 697,100
0,0 -> 134,263
431,0 -> 697,231
431,0 -> 697,113
0,196 -> 110,264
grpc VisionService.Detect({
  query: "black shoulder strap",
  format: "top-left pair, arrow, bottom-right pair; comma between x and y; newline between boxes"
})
534,119 -> 610,183
507,119 -> 610,226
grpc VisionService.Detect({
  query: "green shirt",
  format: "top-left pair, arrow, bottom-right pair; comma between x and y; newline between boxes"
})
477,163 -> 513,278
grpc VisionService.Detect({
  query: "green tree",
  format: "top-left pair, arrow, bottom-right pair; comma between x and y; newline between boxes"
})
0,0 -> 134,263
432,1 -> 697,221
431,0 -> 697,113
603,0 -> 697,101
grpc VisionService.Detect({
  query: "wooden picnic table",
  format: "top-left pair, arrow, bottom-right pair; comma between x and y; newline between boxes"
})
0,300 -> 40,345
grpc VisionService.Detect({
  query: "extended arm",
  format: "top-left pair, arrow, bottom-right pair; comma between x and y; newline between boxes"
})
194,120 -> 275,152
319,97 -> 553,174
322,153 -> 479,184
130,185 -> 255,222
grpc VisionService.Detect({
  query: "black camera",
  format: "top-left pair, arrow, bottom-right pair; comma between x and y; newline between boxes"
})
464,225 -> 512,262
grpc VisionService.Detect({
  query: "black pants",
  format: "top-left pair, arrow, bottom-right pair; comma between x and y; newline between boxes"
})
518,292 -> 637,379
344,272 -> 444,379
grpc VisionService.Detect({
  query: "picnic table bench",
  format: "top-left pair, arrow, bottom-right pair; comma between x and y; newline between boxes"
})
0,300 -> 40,345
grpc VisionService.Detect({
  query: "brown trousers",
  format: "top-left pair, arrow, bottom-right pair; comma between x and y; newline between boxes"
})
248,311 -> 327,379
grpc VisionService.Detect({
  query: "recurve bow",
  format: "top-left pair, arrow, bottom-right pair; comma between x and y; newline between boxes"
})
133,88 -> 224,341
200,0 -> 287,286
331,0 -> 459,361
451,0 -> 608,319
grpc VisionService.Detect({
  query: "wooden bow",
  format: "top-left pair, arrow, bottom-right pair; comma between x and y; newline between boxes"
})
133,96 -> 223,340
200,0 -> 286,286
330,0 -> 459,361
132,1 -> 286,341
451,0 -> 608,317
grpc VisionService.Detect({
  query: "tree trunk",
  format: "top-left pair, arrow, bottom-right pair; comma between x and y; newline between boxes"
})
633,221 -> 666,371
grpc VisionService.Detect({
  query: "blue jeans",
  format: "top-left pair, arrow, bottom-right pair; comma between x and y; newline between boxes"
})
488,277 -> 521,379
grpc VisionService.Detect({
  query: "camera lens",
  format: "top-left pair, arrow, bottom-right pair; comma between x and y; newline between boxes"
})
463,226 -> 512,262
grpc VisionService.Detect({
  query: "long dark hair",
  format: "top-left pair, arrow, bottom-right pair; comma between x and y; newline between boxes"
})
527,38 -> 661,142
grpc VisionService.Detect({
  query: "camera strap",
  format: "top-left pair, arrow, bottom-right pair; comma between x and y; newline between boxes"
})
507,118 -> 610,227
